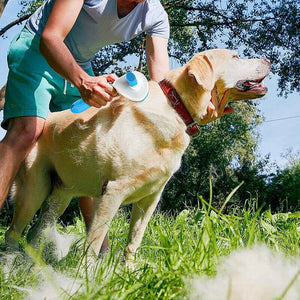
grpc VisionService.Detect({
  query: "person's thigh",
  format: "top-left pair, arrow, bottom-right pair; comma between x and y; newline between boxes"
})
2,29 -> 62,129
4,116 -> 46,149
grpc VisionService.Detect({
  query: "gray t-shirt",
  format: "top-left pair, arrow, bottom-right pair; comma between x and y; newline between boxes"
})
26,0 -> 170,69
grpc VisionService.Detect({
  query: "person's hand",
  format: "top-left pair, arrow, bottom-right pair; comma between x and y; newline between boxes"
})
79,74 -> 119,108
199,88 -> 235,125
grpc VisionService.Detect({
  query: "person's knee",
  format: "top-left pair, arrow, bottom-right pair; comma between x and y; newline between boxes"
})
4,117 -> 45,153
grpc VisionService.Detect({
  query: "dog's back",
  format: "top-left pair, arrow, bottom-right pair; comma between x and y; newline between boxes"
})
38,82 -> 189,198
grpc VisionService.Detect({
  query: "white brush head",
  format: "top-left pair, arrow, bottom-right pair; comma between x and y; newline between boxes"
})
70,71 -> 149,113
112,71 -> 149,102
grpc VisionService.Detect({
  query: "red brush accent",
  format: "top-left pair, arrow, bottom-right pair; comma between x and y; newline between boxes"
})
159,79 -> 200,137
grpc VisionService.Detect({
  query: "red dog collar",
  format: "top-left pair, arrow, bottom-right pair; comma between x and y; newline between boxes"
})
159,79 -> 201,137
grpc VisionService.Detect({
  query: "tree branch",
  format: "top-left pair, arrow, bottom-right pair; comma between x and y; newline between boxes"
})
167,4 -> 276,27
0,13 -> 32,36
171,17 -> 275,28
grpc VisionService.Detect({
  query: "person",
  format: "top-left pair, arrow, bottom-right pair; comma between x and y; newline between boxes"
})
0,0 -> 232,251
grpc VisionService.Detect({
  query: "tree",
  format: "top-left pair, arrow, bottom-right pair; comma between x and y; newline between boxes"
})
163,0 -> 300,97
1,0 -> 299,96
0,0 -> 8,17
266,152 -> 300,212
0,0 -> 40,35
160,100 -> 268,212
91,0 -> 300,96
0,0 -> 299,215
81,0 -> 300,211
0,85 -> 5,110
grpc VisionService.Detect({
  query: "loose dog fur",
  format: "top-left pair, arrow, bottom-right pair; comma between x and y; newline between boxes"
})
6,49 -> 270,262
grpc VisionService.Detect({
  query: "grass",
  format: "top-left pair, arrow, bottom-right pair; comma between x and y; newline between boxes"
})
1,198 -> 300,299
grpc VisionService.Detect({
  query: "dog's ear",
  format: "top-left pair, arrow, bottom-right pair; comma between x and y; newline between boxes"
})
187,54 -> 214,92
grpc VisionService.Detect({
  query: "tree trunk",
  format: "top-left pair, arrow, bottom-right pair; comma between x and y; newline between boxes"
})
0,84 -> 5,111
0,0 -> 8,18
0,1 -> 8,110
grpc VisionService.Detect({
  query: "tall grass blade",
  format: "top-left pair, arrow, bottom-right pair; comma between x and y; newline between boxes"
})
219,181 -> 244,215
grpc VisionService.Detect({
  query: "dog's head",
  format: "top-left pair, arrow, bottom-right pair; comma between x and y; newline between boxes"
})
166,49 -> 271,123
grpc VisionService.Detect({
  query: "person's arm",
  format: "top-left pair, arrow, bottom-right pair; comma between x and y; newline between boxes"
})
146,35 -> 169,81
40,0 -> 117,108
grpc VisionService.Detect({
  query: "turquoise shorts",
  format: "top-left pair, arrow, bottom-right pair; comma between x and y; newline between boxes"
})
2,28 -> 93,130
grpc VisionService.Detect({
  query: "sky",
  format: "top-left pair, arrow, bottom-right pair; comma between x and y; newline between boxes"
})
0,0 -> 299,169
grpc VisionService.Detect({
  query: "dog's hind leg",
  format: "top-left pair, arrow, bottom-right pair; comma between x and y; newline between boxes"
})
86,176 -> 167,260
125,189 -> 163,267
26,182 -> 74,247
86,180 -> 128,258
5,162 -> 52,250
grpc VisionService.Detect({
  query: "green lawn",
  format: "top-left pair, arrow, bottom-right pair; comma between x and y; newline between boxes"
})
1,202 -> 300,299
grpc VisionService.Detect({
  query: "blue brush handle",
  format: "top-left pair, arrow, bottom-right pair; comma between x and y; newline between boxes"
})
70,99 -> 91,113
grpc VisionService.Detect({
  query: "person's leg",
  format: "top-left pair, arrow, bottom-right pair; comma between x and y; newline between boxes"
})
0,116 -> 45,208
78,196 -> 109,251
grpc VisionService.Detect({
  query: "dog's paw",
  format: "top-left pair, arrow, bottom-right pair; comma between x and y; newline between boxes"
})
4,231 -> 20,252
124,251 -> 137,270
125,259 -> 136,271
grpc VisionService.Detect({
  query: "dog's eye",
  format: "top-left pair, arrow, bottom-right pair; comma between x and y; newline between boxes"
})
233,54 -> 240,59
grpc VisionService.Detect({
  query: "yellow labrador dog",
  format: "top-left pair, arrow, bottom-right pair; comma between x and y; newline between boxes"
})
6,49 -> 270,262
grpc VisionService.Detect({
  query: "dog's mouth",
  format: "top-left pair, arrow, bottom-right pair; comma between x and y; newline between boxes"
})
235,78 -> 268,95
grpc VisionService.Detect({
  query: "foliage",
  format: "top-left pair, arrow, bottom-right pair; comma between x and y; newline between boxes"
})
161,100 -> 266,212
6,0 -> 299,96
92,0 -> 300,96
0,200 -> 12,229
19,0 -> 43,15
0,197 -> 82,229
164,0 -> 300,96
266,152 -> 300,212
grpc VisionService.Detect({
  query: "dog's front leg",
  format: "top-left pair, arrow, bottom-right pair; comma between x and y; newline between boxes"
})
125,190 -> 163,268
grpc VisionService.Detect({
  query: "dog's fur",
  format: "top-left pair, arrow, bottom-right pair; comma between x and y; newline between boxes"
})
6,49 -> 270,262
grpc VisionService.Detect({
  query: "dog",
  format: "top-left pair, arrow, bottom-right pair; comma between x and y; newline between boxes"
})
5,49 -> 270,263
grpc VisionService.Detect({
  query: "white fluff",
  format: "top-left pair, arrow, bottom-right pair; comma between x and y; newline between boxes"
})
25,266 -> 83,300
1,253 -> 83,299
188,245 -> 300,300
41,225 -> 78,261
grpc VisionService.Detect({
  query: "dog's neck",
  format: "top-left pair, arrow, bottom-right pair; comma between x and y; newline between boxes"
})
158,79 -> 201,137
164,66 -> 213,125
